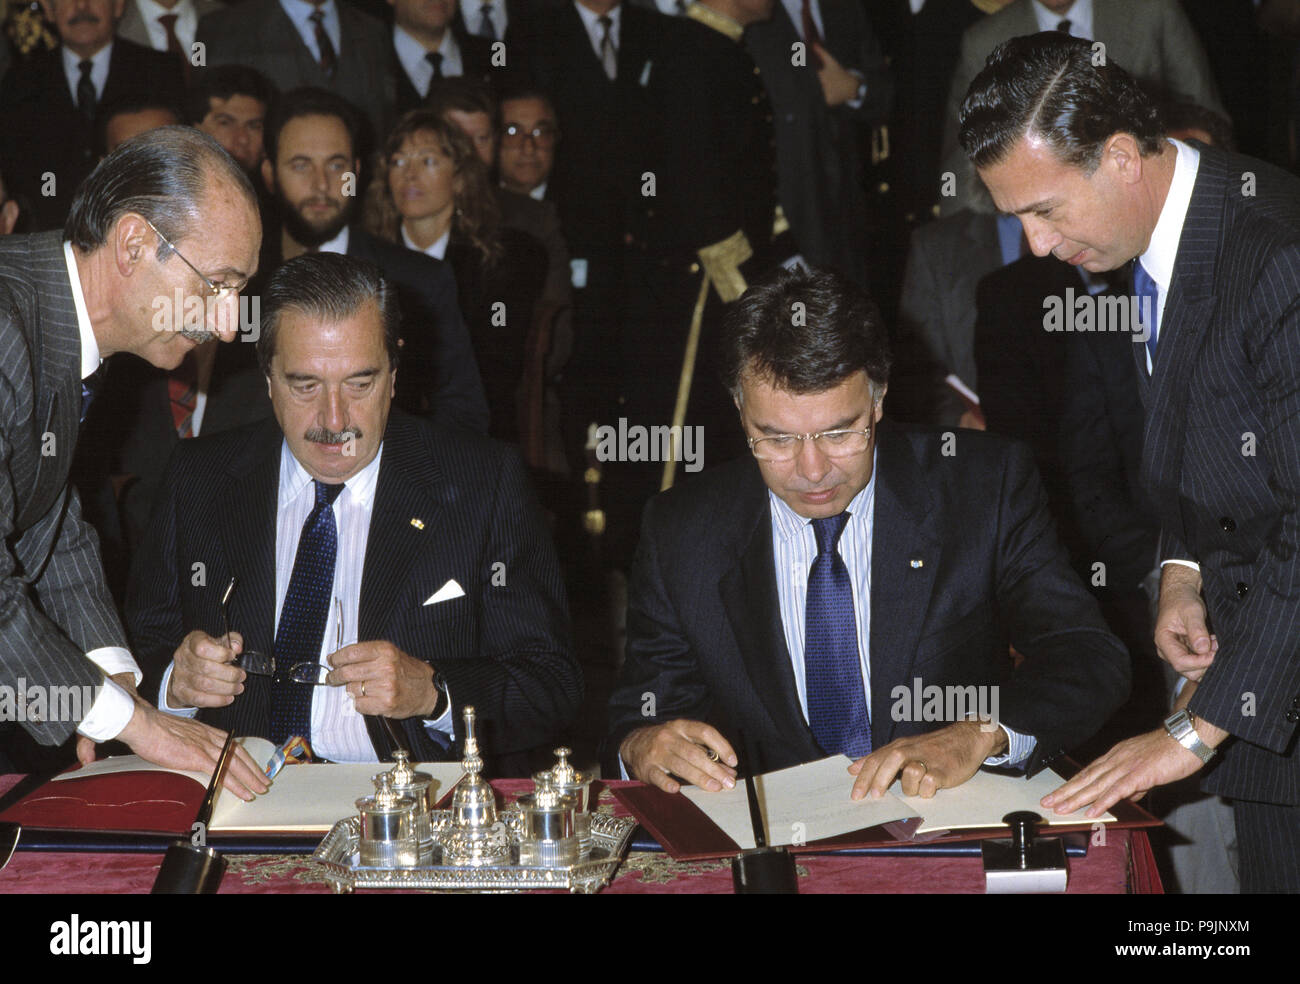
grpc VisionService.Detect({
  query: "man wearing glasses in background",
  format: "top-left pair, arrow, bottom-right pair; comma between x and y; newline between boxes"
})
496,88 -> 559,202
0,126 -> 270,797
606,267 -> 1130,798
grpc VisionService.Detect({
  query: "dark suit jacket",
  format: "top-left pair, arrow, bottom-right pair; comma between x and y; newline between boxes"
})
390,27 -> 497,116
346,226 -> 490,433
744,1 -> 891,285
605,423 -> 1130,776
1135,144 -> 1300,806
197,0 -> 394,151
0,39 -> 185,232
0,231 -> 130,745
126,410 -> 581,766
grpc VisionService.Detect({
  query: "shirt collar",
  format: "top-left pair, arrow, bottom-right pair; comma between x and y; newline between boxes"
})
686,2 -> 743,42
401,224 -> 449,260
574,0 -> 620,42
393,23 -> 460,71
1032,0 -> 1092,37
315,224 -> 351,256
61,40 -> 113,81
529,181 -> 547,201
1138,138 -> 1200,293
278,437 -> 383,513
768,447 -> 878,545
63,241 -> 101,379
280,0 -> 335,31
135,0 -> 193,21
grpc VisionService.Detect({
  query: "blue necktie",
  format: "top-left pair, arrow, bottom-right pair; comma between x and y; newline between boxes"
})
270,479 -> 344,744
1134,259 -> 1160,369
80,367 -> 104,424
804,513 -> 872,759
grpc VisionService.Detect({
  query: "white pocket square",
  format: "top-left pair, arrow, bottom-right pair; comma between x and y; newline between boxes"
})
423,580 -> 466,606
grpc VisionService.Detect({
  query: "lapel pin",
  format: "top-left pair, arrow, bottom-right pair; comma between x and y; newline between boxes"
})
410,518 -> 425,530
910,559 -> 924,569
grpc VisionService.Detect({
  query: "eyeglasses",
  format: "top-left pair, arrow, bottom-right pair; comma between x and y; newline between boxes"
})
500,123 -> 558,147
143,216 -> 246,301
223,581 -> 338,687
748,426 -> 872,462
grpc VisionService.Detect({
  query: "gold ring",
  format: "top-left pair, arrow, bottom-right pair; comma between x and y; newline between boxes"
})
360,682 -> 366,699
706,749 -> 720,763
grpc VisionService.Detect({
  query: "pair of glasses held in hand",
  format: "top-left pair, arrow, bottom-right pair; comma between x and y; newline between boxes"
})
219,577 -> 338,686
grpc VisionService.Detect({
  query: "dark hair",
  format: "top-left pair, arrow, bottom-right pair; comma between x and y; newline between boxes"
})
97,96 -> 184,155
958,32 -> 1165,173
64,125 -> 256,258
720,267 -> 891,400
256,253 -> 400,375
263,87 -> 364,164
496,85 -> 557,124
1160,99 -> 1235,152
425,76 -> 498,129
185,64 -> 278,126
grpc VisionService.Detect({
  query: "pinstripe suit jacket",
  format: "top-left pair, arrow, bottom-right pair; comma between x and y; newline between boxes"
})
0,231 -> 129,744
125,409 -> 581,767
1138,145 -> 1300,806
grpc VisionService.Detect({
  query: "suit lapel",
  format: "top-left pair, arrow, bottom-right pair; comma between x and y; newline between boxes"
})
219,421 -> 281,652
716,467 -> 814,748
358,414 -> 443,642
868,425 -> 941,745
1138,147 -> 1223,537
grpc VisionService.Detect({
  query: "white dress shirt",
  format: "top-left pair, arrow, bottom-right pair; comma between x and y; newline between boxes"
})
62,241 -> 144,741
278,0 -> 341,63
466,0 -> 506,40
61,43 -> 112,105
1032,0 -> 1093,38
134,0 -> 199,53
393,24 -> 464,95
161,441 -> 453,762
573,1 -> 619,62
529,181 -> 547,201
315,224 -> 350,256
401,224 -> 450,260
769,452 -> 1031,767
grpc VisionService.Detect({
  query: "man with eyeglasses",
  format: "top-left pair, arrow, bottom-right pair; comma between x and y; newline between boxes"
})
128,253 -> 580,768
606,267 -> 1129,799
0,126 -> 271,796
497,90 -> 559,202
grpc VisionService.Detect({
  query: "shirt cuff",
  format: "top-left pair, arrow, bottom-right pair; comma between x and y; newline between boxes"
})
157,662 -> 199,718
85,646 -> 142,687
983,723 -> 1036,769
1161,559 -> 1201,572
846,69 -> 866,110
421,685 -> 455,740
76,676 -> 136,741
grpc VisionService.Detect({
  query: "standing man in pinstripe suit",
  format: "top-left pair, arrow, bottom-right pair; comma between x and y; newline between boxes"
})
963,33 -> 1300,891
127,253 -> 580,770
0,126 -> 270,797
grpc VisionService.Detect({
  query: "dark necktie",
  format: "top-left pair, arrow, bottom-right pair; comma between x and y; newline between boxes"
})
476,2 -> 497,40
802,0 -> 824,69
80,367 -> 104,424
425,50 -> 444,91
270,480 -> 344,744
598,15 -> 617,80
804,513 -> 872,759
1134,259 -> 1160,369
168,349 -> 198,439
310,10 -> 337,77
1056,18 -> 1072,34
76,59 -> 96,120
158,12 -> 191,81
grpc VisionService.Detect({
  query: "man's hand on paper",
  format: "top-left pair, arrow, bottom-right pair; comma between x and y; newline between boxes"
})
169,630 -> 248,709
847,721 -> 1007,801
327,641 -> 439,719
115,697 -> 270,801
620,720 -> 738,794
1041,717 -> 1226,818
1155,564 -> 1217,681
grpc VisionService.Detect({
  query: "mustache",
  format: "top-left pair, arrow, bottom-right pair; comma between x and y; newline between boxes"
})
305,426 -> 361,444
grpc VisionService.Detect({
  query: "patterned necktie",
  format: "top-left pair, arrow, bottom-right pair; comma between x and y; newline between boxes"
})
476,2 -> 497,40
309,10 -> 337,76
168,350 -> 199,439
270,480 -> 345,744
598,15 -> 617,80
804,513 -> 872,759
802,0 -> 824,69
76,59 -> 96,120
1134,259 -> 1160,369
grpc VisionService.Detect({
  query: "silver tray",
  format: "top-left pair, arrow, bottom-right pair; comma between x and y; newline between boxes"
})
312,810 -> 637,894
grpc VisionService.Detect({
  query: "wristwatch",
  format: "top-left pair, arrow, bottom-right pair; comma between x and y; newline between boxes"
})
1163,708 -> 1216,764
430,666 -> 449,719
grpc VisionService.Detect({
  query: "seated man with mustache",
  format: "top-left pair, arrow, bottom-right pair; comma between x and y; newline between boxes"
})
126,253 -> 581,770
